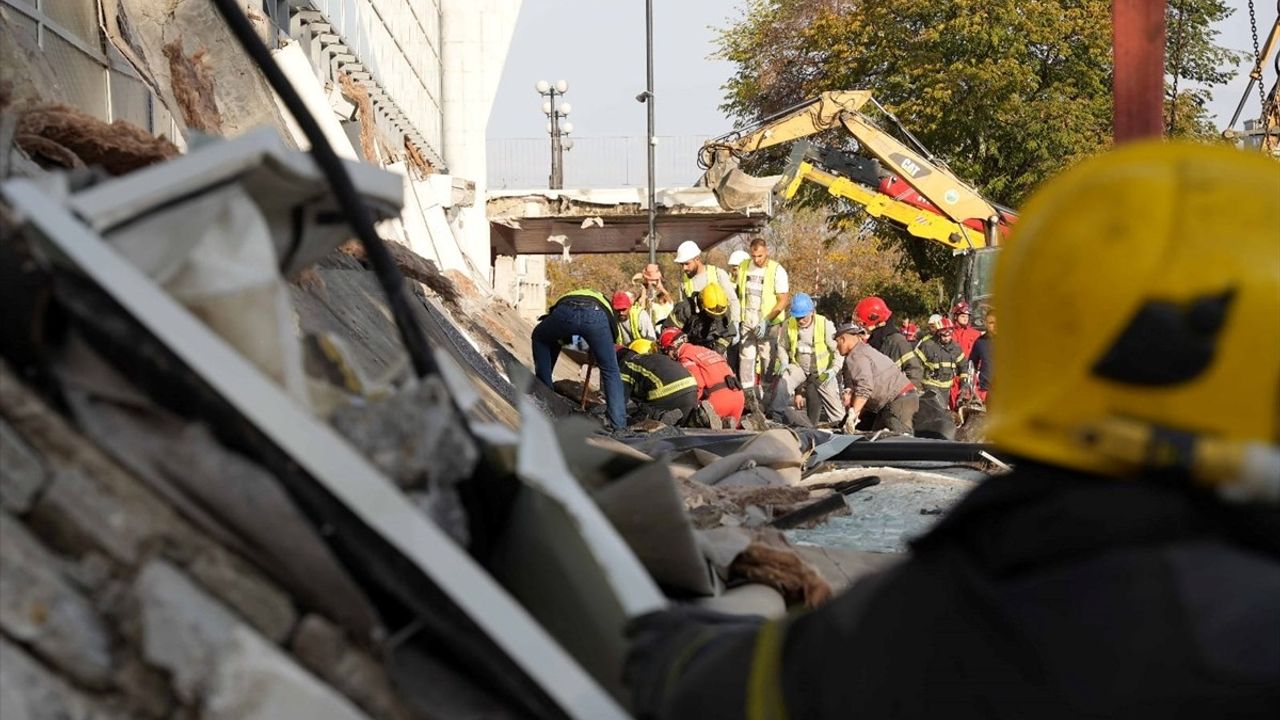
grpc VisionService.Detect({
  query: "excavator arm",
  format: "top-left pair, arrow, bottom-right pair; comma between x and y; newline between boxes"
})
700,90 -> 1005,234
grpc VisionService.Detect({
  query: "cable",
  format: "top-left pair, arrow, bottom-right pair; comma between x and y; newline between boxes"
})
211,0 -> 437,378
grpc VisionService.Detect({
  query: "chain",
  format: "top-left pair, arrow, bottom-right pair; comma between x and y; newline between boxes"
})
1249,0 -> 1265,113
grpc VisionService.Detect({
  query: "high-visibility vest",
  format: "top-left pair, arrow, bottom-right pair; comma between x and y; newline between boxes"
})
552,289 -> 621,342
627,306 -> 646,341
682,265 -> 725,300
786,314 -> 832,372
736,259 -> 783,323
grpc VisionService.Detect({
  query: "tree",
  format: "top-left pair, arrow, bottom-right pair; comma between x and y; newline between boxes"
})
1165,0 -> 1248,138
716,0 -> 1244,204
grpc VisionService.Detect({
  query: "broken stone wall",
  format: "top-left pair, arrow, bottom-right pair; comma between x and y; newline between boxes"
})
0,363 -> 423,720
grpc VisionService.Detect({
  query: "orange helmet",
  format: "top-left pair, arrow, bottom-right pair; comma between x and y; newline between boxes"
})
854,296 -> 891,326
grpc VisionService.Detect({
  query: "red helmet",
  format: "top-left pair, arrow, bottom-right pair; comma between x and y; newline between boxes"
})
937,317 -> 956,331
612,291 -> 633,311
658,326 -> 686,351
950,300 -> 971,318
854,296 -> 892,326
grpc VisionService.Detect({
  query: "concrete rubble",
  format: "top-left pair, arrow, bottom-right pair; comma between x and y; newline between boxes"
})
0,6 -> 1003,717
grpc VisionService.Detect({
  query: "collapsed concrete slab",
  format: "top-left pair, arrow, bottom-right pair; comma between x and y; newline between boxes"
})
487,186 -> 773,257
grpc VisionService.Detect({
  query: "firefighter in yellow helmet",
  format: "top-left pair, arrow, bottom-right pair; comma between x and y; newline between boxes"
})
623,142 -> 1280,719
661,281 -> 736,355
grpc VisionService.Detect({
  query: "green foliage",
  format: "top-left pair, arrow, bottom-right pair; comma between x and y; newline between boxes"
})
716,0 -> 1243,204
1165,0 -> 1248,138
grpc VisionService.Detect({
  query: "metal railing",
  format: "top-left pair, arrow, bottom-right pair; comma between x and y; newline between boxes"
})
486,135 -> 712,189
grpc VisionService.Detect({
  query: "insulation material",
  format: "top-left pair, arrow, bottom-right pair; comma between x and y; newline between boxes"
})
14,104 -> 179,175
162,38 -> 224,134
338,74 -> 378,163
683,428 -> 808,487
106,184 -> 311,406
102,0 -> 287,142
730,540 -> 834,609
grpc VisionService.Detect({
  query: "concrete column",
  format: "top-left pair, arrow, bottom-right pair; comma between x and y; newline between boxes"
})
441,0 -> 523,283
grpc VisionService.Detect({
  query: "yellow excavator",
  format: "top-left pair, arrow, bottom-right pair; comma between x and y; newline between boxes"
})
698,90 -> 1016,304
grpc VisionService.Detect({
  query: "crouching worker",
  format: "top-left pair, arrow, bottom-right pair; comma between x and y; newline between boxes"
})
835,321 -> 918,434
617,340 -> 699,426
531,288 -> 626,429
664,283 -> 735,354
659,327 -> 745,429
772,293 -> 843,424
621,142 -> 1280,720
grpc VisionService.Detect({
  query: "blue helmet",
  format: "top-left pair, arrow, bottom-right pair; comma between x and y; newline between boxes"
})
789,292 -> 815,318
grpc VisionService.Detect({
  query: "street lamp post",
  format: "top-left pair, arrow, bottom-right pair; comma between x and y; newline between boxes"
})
642,0 -> 657,262
537,80 -> 574,189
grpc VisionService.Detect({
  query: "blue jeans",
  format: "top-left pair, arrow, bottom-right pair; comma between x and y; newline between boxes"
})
531,302 -> 627,428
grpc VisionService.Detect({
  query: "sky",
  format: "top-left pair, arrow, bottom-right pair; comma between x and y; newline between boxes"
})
487,0 -> 1278,142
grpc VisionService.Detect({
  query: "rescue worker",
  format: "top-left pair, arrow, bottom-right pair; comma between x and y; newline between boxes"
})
914,314 -> 968,410
736,238 -> 790,405
674,240 -> 739,326
900,318 -> 920,343
663,284 -> 735,354
727,249 -> 750,286
531,288 -> 626,429
724,249 -> 751,373
772,293 -> 843,424
912,315 -> 968,439
659,327 -> 745,429
970,309 -> 995,401
616,340 -> 699,425
948,301 -> 982,409
623,142 -> 1280,719
949,300 -> 982,356
833,322 -> 918,433
854,295 -> 924,391
613,290 -> 656,346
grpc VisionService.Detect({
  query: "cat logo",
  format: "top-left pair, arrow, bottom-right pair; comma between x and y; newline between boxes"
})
889,152 -> 931,179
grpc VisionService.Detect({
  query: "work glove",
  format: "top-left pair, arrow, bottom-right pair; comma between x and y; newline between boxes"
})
624,605 -> 764,718
817,370 -> 832,384
755,318 -> 769,339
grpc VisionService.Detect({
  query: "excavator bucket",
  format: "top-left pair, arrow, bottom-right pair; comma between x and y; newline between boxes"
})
699,152 -> 782,212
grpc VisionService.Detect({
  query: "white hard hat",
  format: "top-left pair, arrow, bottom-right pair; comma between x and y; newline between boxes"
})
927,313 -> 945,329
728,249 -> 750,267
674,240 -> 701,263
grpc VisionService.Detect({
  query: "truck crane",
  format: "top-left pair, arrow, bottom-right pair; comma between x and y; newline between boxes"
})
698,90 -> 1016,306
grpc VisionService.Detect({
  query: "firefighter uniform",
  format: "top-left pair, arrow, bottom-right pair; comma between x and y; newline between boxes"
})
617,347 -> 699,424
914,332 -> 967,411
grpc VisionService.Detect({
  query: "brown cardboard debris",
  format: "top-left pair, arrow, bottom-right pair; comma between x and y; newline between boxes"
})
15,104 -> 179,175
163,38 -> 224,134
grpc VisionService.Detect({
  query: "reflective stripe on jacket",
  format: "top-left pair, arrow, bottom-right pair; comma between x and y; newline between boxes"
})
913,335 -> 967,390
620,353 -> 698,401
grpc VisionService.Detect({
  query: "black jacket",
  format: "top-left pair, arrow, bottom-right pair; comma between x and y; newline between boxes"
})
868,322 -> 924,389
634,463 -> 1280,719
617,350 -> 698,405
664,298 -> 734,353
971,333 -> 994,390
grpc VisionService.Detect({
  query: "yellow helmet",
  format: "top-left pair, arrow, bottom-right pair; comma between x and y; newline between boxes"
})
986,141 -> 1279,501
700,283 -> 729,316
628,338 -> 657,354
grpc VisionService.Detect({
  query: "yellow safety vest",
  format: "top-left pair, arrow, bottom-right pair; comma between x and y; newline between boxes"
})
554,289 -> 622,343
625,306 -> 651,341
786,314 -> 831,372
737,259 -> 783,324
682,265 -> 725,299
